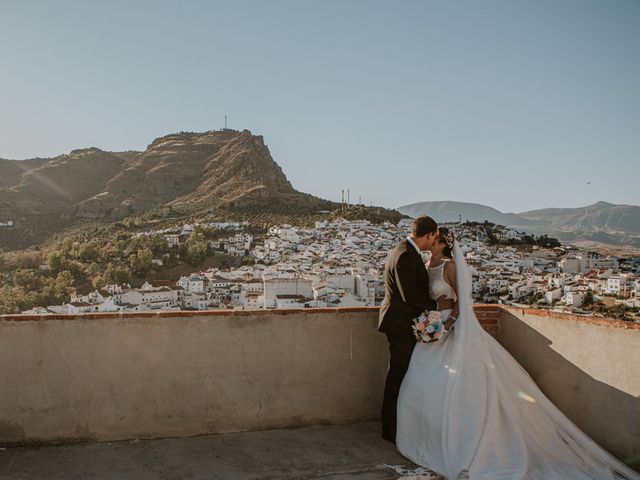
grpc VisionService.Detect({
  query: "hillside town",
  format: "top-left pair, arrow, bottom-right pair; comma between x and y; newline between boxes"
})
23,220 -> 640,321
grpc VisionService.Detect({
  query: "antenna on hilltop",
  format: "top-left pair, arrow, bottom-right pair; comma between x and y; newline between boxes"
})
224,115 -> 227,129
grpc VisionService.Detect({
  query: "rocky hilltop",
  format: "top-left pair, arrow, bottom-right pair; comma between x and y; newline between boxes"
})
0,129 -> 401,249
70,129 -> 317,218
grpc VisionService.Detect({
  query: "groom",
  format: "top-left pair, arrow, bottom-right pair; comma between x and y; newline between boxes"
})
378,215 -> 454,444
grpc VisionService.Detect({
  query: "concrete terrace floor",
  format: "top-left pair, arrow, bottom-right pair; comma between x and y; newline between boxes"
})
0,422 -> 441,480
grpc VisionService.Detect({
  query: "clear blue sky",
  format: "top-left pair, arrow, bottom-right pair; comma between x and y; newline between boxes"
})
1,0 -> 638,213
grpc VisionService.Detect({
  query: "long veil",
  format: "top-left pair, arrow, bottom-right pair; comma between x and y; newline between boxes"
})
438,241 -> 639,480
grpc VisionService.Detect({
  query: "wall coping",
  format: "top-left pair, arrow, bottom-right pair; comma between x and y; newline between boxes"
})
2,304 -> 637,331
500,305 -> 640,331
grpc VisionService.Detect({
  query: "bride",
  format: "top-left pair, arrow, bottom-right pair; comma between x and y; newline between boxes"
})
396,228 -> 639,480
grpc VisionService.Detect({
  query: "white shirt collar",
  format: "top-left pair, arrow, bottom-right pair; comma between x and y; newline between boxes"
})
406,236 -> 421,254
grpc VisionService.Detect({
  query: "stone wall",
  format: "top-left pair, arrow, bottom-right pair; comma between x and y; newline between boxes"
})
2,303 -> 637,471
0,308 -> 386,445
497,306 -> 640,466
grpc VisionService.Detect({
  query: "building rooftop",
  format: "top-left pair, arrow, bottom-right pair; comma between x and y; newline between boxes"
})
0,306 -> 638,478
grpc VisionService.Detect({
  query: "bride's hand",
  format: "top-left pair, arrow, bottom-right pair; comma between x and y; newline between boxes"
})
443,319 -> 455,331
436,296 -> 454,311
443,313 -> 457,332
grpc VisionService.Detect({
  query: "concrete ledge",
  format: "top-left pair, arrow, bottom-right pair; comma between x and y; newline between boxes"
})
497,307 -> 640,466
0,309 -> 389,446
2,304 -> 637,466
0,306 -> 382,322
500,305 -> 640,330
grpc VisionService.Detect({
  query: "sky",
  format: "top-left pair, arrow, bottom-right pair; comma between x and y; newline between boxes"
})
1,0 -> 639,213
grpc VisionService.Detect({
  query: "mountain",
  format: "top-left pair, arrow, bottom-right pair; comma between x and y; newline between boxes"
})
0,129 -> 401,250
519,202 -> 640,235
397,201 -> 535,227
68,129 -> 326,218
0,148 -> 129,214
397,200 -> 640,249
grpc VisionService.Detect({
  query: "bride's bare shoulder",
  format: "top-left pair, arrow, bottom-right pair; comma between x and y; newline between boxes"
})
444,259 -> 457,276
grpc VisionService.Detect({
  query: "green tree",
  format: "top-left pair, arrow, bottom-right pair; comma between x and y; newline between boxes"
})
77,240 -> 100,263
54,271 -> 74,300
47,249 -> 71,274
183,232 -> 210,266
103,264 -> 131,285
149,234 -> 170,257
128,248 -> 153,276
0,285 -> 19,314
16,252 -> 42,269
13,269 -> 39,291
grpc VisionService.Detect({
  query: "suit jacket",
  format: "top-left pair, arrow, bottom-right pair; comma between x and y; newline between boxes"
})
378,239 -> 437,338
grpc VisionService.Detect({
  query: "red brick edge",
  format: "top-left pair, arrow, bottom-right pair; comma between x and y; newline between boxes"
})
0,304 -> 502,334
473,304 -> 501,337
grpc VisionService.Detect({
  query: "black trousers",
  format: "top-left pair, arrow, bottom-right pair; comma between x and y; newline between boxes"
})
381,331 -> 415,443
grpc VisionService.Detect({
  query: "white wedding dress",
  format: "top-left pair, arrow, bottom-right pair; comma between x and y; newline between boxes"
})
396,242 -> 639,480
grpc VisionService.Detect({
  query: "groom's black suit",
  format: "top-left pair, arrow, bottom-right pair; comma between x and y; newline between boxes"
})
379,238 -> 437,443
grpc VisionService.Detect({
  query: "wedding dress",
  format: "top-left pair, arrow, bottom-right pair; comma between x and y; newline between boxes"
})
396,241 -> 639,480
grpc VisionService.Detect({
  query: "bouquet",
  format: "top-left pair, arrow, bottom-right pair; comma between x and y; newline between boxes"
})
412,310 -> 444,343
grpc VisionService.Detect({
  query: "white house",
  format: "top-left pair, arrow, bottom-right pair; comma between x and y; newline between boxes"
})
565,291 -> 586,307
165,234 -> 181,247
545,288 -> 563,304
178,275 -> 207,293
560,256 -> 584,274
263,277 -> 313,309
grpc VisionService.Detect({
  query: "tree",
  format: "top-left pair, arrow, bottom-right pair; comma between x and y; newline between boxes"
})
47,249 -> 72,274
0,285 -> 19,314
535,235 -> 561,249
103,264 -> 131,285
16,252 -> 42,269
77,240 -> 100,263
183,232 -> 210,266
54,271 -> 74,299
129,248 -> 153,276
13,269 -> 39,291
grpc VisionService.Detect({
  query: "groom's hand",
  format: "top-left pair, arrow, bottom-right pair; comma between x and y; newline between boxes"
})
436,296 -> 454,311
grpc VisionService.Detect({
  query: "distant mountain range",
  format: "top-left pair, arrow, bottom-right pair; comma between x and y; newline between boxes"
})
0,129 -> 400,250
397,201 -> 640,249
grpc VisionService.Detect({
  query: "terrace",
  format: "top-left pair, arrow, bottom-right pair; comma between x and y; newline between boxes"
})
0,306 -> 638,479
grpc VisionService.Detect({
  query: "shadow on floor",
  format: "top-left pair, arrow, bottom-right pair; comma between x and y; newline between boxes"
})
0,421 -> 441,480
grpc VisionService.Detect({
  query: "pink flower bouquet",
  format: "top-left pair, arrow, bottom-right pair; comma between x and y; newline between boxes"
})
412,310 -> 444,343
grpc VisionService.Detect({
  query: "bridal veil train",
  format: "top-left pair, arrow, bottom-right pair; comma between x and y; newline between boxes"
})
396,241 -> 639,480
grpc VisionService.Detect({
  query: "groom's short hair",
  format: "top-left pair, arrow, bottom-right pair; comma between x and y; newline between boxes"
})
412,216 -> 438,237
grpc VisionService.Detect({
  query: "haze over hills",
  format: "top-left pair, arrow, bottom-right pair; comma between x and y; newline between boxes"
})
0,129 -> 399,250
397,201 -> 640,249
397,201 -> 536,228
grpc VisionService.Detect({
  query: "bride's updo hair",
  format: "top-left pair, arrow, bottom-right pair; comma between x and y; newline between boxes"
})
438,227 -> 455,258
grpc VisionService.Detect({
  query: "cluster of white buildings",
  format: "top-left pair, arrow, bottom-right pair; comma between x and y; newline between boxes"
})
23,219 -> 640,319
454,223 -> 640,313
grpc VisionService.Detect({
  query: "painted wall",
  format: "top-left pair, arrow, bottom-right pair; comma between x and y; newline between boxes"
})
498,307 -> 640,466
0,309 -> 386,445
2,304 -> 636,471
